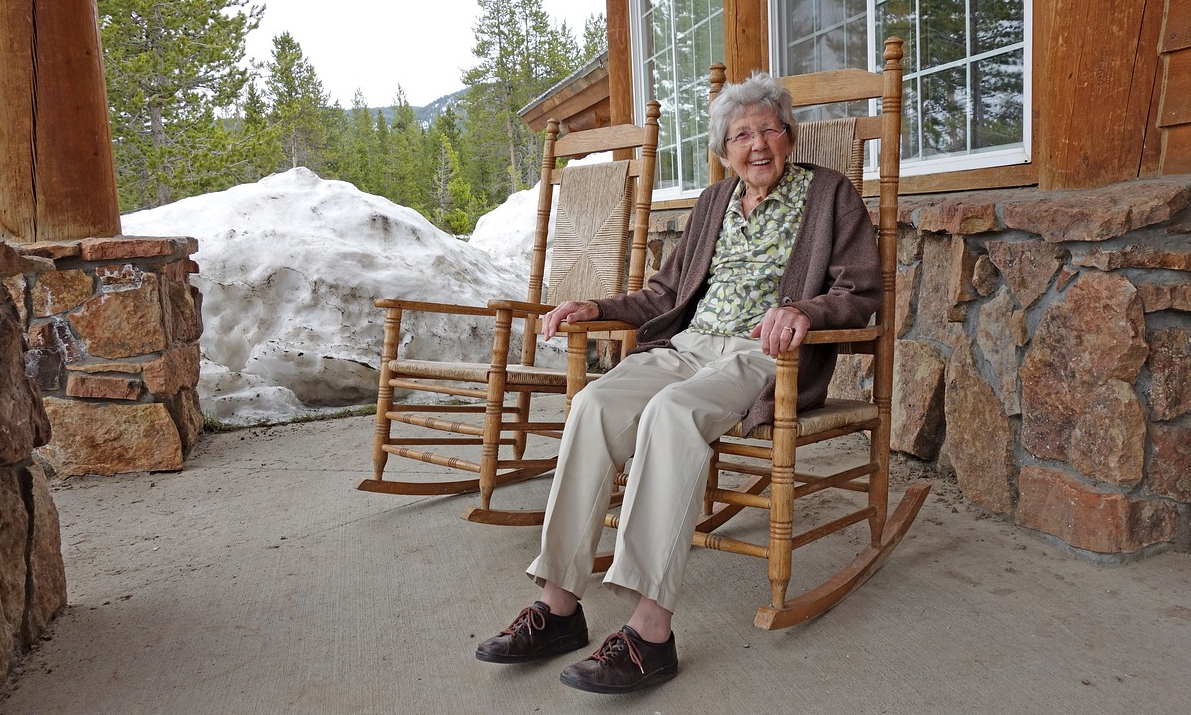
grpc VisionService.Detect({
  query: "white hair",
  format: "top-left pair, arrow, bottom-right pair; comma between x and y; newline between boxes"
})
707,71 -> 798,163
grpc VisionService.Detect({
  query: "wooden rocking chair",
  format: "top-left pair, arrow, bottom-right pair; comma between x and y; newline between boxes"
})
562,38 -> 929,630
360,102 -> 661,526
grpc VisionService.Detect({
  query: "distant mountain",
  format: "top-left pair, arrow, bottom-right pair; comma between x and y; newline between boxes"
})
373,88 -> 470,127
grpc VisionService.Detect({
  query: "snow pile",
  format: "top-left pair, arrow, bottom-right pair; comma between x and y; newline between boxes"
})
468,152 -> 611,280
122,168 -> 561,425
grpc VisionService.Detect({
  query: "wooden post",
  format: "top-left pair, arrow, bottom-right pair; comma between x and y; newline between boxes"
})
0,0 -> 120,244
1034,0 -> 1165,189
607,0 -> 633,160
723,0 -> 768,82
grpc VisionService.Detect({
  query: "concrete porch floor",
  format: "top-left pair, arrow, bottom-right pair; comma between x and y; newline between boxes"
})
4,395 -> 1189,714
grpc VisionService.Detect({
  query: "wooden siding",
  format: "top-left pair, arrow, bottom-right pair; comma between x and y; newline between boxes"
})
1034,0 -> 1165,190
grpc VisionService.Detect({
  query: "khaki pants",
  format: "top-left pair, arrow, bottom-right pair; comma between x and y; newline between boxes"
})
526,330 -> 775,612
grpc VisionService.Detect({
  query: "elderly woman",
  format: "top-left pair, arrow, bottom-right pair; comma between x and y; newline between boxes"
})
475,72 -> 880,693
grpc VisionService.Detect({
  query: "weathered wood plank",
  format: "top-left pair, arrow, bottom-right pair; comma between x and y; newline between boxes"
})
32,0 -> 120,241
1035,0 -> 1160,189
1162,0 -> 1191,52
0,0 -> 36,243
1161,123 -> 1191,173
1159,48 -> 1191,126
780,69 -> 884,106
553,124 -> 647,157
861,162 -> 1037,196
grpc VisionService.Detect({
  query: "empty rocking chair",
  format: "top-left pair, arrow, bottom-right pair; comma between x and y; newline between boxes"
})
360,102 -> 661,526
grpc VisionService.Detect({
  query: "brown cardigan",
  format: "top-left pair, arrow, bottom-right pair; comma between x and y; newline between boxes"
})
593,163 -> 881,435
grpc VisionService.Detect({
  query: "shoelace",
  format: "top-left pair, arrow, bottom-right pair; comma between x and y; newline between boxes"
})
590,630 -> 645,673
500,606 -> 547,642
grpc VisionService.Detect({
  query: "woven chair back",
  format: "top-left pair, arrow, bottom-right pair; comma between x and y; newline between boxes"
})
546,160 -> 634,305
789,117 -> 864,193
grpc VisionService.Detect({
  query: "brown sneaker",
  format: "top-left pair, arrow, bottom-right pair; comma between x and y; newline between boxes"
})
559,625 -> 678,693
475,601 -> 589,664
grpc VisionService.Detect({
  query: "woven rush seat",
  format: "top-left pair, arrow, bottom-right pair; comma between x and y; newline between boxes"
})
725,399 -> 878,439
392,359 -> 602,386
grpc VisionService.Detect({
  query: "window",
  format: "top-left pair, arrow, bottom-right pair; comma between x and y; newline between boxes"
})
631,1 -> 724,197
772,0 -> 1030,176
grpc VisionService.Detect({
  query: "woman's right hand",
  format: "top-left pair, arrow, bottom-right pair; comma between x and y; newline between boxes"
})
541,300 -> 599,339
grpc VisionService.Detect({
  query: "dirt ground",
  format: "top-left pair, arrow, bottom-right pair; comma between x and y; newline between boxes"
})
4,396 -> 1190,714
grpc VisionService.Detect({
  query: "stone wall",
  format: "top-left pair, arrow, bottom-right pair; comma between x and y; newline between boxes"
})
0,243 -> 67,676
4,237 -> 203,476
645,174 -> 1191,558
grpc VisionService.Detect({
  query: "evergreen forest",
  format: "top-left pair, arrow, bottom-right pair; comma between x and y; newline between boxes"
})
98,0 -> 608,235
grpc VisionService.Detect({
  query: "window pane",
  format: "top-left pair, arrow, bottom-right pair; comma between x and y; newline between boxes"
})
657,146 -> 678,190
693,81 -> 710,138
639,0 -> 721,192
675,28 -> 694,85
920,0 -> 965,69
818,0 -> 846,31
789,37 -> 815,74
674,0 -> 696,37
788,0 -> 815,39
971,0 -> 1024,55
972,49 -> 1024,150
921,66 -> 967,156
650,7 -> 671,60
680,138 -> 700,188
901,78 -> 920,159
846,0 -> 866,19
694,17 -> 712,81
845,16 -> 867,68
678,85 -> 699,142
875,0 -> 916,74
710,8 -> 724,62
817,25 -> 847,71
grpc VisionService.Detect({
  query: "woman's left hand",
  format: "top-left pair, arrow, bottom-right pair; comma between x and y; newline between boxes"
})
751,306 -> 811,357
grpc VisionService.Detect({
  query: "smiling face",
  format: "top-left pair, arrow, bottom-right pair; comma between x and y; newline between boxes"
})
724,104 -> 793,198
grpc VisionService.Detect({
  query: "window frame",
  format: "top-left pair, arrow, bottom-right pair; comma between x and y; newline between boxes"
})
630,1 -> 725,202
768,0 -> 1033,180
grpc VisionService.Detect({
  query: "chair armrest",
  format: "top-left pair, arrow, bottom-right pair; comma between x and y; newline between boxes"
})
801,326 -> 882,345
374,298 -> 495,317
555,320 -> 637,333
487,299 -> 556,314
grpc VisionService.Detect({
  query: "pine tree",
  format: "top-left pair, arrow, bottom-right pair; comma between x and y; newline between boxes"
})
387,87 -> 432,215
461,0 -> 583,204
239,80 -> 283,181
265,32 -> 331,171
582,13 -> 608,61
340,89 -> 379,191
98,0 -> 262,210
373,109 -> 393,197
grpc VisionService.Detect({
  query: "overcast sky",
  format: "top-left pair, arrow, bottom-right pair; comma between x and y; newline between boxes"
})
244,0 -> 609,108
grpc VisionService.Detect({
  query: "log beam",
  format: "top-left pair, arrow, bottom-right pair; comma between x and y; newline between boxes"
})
0,0 -> 120,244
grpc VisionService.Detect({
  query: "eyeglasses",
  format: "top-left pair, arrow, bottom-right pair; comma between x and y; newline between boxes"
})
726,126 -> 788,146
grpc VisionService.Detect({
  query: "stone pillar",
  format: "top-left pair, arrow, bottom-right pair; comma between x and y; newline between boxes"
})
0,242 -> 67,676
9,236 -> 204,475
